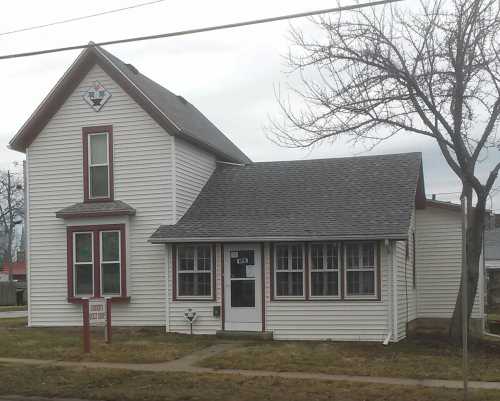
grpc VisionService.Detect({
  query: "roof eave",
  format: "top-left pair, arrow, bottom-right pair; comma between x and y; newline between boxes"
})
9,44 -> 251,164
148,233 -> 408,244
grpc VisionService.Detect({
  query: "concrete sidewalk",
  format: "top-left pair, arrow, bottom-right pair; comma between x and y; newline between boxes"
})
0,311 -> 27,319
0,344 -> 499,391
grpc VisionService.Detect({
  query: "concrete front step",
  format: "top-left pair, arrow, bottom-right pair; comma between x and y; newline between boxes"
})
216,330 -> 273,340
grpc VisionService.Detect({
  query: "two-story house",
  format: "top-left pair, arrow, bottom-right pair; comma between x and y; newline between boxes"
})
9,43 -> 485,341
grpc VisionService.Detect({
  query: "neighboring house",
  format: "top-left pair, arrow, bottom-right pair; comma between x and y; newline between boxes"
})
485,229 -> 500,306
1,260 -> 27,282
8,43 -> 484,341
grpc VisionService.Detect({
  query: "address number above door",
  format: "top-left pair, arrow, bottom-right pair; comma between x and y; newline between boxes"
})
83,81 -> 111,112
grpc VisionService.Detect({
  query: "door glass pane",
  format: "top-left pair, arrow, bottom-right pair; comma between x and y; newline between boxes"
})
90,133 -> 108,164
102,262 -> 120,295
75,264 -> 93,296
230,250 -> 255,278
231,280 -> 255,307
75,233 -> 92,263
90,165 -> 109,198
102,232 -> 120,261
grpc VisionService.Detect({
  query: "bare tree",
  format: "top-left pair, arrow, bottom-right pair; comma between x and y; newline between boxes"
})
270,0 -> 500,338
0,167 -> 24,281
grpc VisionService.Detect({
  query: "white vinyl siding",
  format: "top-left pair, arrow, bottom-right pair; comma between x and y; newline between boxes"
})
166,244 -> 222,334
174,138 -> 216,222
395,209 -> 417,341
264,242 -> 392,341
415,206 -> 483,319
27,64 -> 173,327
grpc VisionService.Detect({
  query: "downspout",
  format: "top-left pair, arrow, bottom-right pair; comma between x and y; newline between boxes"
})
392,239 -> 398,342
383,239 -> 394,345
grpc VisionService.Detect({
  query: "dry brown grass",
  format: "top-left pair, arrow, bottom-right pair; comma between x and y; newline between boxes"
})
200,336 -> 500,382
0,364 -> 497,401
0,318 -> 219,363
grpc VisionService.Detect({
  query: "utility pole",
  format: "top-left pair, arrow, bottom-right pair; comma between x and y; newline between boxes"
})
6,170 -> 13,282
461,194 -> 469,401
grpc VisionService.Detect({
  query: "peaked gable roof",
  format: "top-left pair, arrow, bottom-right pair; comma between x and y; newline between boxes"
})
9,43 -> 250,164
151,152 -> 425,242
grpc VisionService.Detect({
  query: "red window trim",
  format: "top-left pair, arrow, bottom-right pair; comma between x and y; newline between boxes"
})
82,125 -> 114,203
172,243 -> 216,302
270,241 -> 381,302
67,224 -> 127,303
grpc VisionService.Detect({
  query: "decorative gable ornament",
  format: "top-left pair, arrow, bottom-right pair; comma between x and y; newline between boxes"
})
83,81 -> 111,112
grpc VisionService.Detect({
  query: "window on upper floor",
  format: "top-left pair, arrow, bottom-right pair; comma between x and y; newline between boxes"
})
83,126 -> 113,202
68,224 -> 126,300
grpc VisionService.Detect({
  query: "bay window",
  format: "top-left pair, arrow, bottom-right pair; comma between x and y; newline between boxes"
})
310,243 -> 340,298
68,224 -> 126,300
274,244 -> 304,298
176,245 -> 213,299
83,126 -> 113,202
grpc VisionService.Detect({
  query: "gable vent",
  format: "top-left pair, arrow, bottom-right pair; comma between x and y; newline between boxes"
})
125,63 -> 139,74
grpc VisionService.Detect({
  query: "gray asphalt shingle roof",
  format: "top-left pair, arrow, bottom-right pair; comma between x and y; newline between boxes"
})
485,229 -> 500,260
97,46 -> 250,164
150,152 -> 422,242
56,200 -> 136,219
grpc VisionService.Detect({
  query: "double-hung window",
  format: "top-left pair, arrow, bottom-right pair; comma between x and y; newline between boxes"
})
310,243 -> 340,298
176,245 -> 213,299
274,244 -> 304,298
83,126 -> 113,201
344,242 -> 377,299
68,225 -> 126,300
100,231 -> 122,296
73,232 -> 94,297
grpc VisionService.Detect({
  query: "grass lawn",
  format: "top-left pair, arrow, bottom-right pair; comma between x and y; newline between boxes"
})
200,336 -> 500,382
0,317 -> 220,363
0,305 -> 27,312
0,364 -> 497,401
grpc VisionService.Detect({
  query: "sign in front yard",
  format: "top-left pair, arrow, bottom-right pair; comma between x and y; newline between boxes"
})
89,298 -> 106,326
82,298 -> 112,353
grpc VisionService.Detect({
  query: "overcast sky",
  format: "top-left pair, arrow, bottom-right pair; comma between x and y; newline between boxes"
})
1,0 -> 499,210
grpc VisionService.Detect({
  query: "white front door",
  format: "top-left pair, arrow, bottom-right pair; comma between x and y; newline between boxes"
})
224,244 -> 262,331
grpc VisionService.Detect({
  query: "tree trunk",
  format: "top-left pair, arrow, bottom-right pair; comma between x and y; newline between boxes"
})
449,195 -> 486,340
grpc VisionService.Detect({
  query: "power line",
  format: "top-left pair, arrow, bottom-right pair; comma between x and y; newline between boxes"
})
0,0 -> 403,61
0,0 -> 168,37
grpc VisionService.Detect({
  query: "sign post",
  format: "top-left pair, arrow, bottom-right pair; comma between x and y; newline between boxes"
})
82,300 -> 91,353
82,298 -> 111,353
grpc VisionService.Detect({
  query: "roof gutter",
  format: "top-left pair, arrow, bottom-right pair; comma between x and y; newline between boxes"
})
149,233 -> 408,244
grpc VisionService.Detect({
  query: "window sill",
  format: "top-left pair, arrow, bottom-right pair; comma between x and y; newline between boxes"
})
272,297 -> 306,301
68,296 -> 131,304
174,297 -> 215,302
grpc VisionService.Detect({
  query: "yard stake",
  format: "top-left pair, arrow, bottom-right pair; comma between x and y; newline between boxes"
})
82,300 -> 91,353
